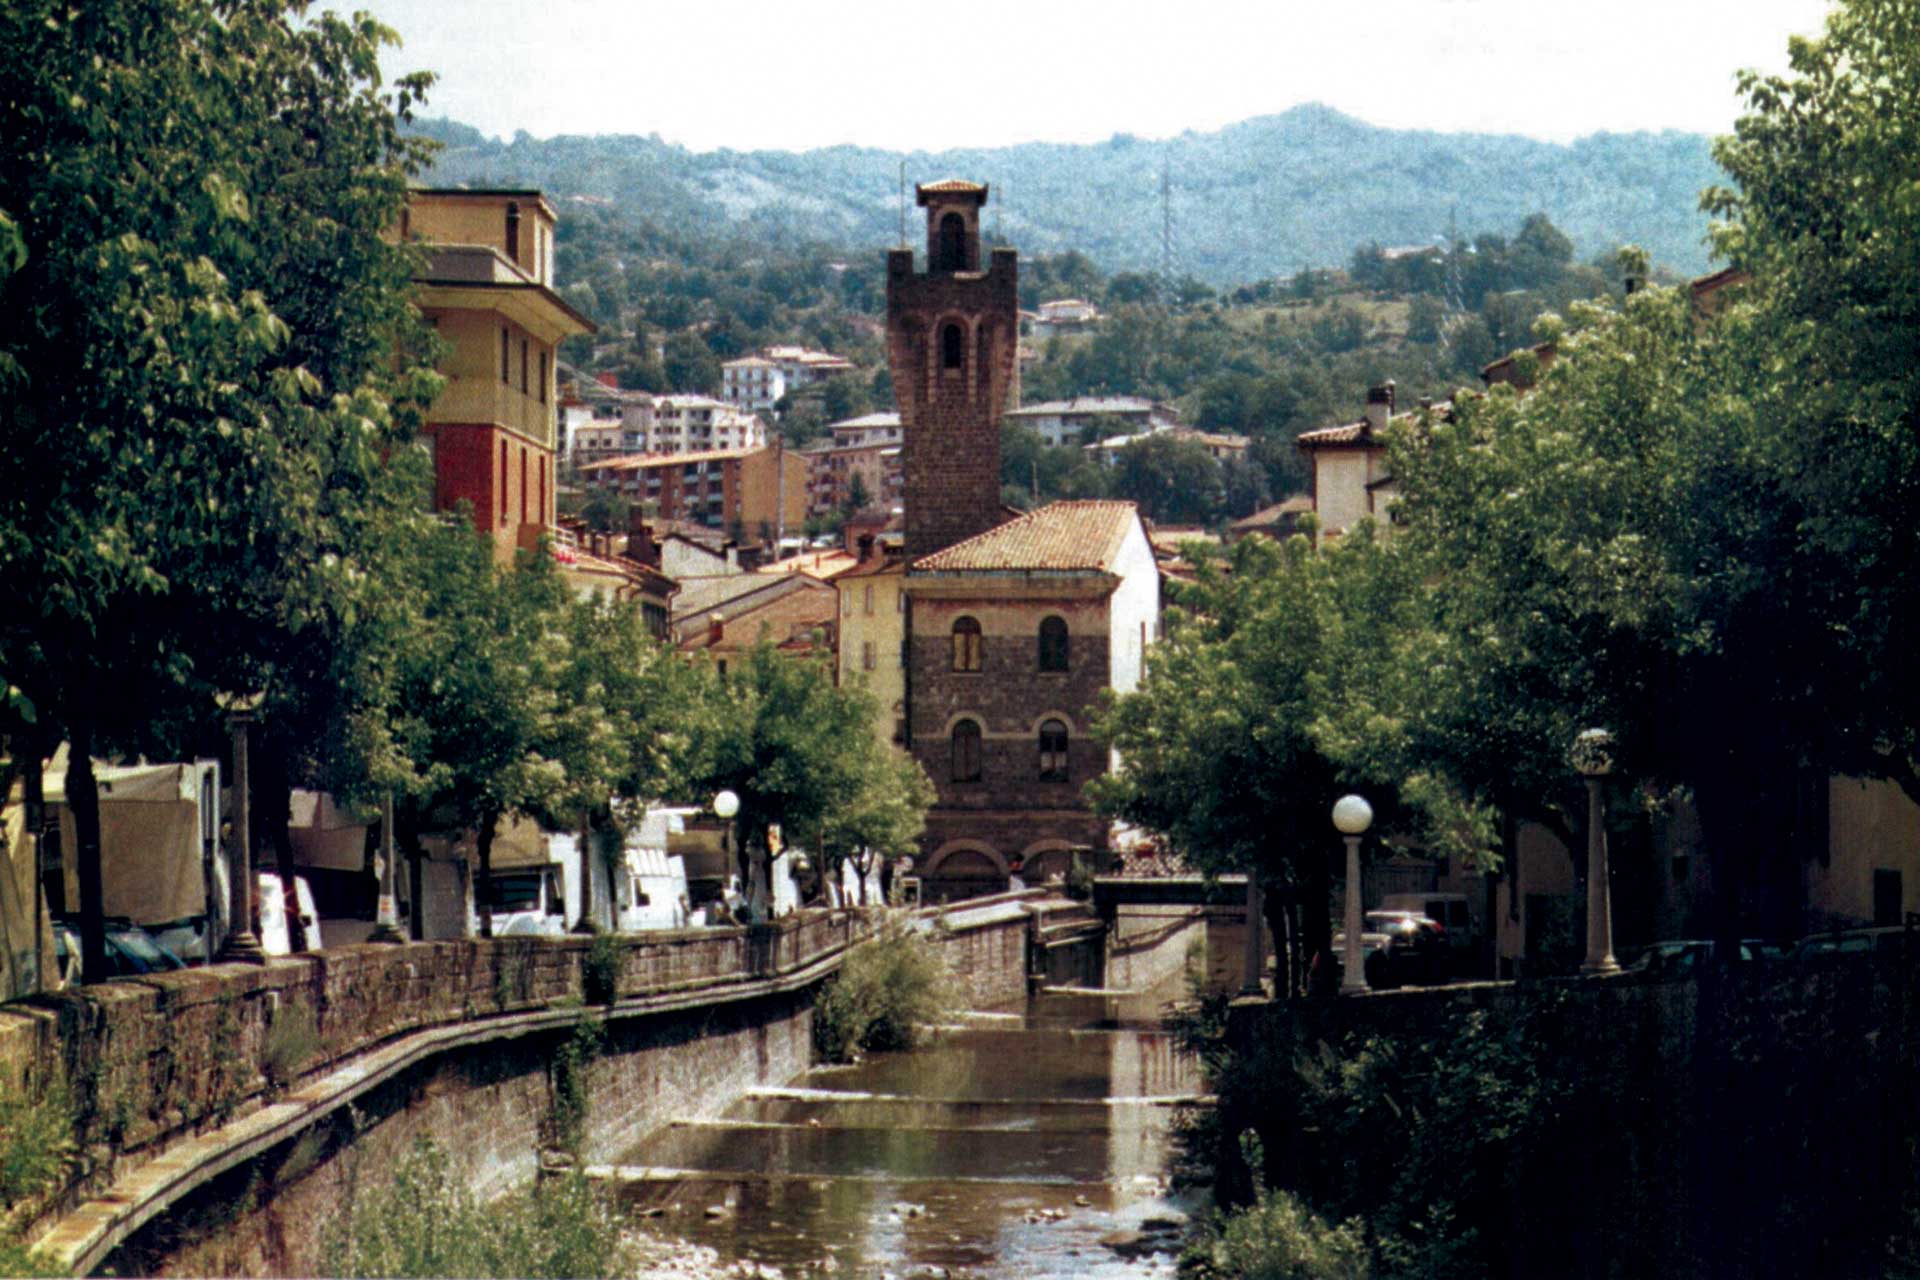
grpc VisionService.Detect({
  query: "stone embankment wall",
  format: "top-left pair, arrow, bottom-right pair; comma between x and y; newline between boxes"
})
10,912 -> 862,1276
16,898 -> 1125,1276
1106,905 -> 1208,992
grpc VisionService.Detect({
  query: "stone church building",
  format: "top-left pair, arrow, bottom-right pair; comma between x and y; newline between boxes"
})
877,180 -> 1160,901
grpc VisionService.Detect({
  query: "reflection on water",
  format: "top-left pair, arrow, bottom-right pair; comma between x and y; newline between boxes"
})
610,980 -> 1203,1277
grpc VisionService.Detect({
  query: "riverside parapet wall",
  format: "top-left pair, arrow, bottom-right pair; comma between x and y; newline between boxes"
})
12,892 -> 1116,1276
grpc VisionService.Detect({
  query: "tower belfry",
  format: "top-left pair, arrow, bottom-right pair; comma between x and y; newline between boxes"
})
887,180 -> 1019,561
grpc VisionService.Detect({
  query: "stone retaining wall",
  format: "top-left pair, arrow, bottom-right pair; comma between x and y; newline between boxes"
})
2,914 -> 859,1256
1106,905 -> 1206,992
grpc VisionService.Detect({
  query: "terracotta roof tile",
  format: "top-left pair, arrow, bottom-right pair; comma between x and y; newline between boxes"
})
917,178 -> 988,196
1296,419 -> 1372,446
911,500 -> 1140,573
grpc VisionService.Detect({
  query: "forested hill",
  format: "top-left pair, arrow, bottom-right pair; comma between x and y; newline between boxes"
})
411,104 -> 1722,284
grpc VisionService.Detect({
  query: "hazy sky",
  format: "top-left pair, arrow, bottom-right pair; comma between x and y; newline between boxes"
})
369,0 -> 1835,153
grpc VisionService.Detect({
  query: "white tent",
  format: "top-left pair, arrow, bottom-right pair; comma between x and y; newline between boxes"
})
47,760 -> 219,929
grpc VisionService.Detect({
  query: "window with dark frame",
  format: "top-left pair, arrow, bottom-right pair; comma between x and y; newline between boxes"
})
951,616 -> 983,671
942,323 -> 964,370
1038,719 -> 1069,781
951,719 -> 983,783
1038,616 -> 1069,671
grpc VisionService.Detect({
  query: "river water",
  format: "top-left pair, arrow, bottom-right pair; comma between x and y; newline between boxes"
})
607,978 -> 1203,1278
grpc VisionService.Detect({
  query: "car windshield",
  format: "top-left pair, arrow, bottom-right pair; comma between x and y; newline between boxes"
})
110,928 -> 184,971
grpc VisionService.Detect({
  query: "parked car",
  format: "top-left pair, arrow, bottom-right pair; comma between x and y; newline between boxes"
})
1796,925 -> 1910,960
1379,893 -> 1479,961
1628,939 -> 1784,974
1333,913 -> 1449,989
53,918 -> 189,986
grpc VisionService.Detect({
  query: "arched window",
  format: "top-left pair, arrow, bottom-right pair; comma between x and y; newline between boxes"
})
936,212 -> 966,271
941,322 -> 964,370
951,719 -> 983,783
505,201 -> 521,263
951,616 -> 982,672
1038,719 -> 1069,782
1038,616 -> 1069,671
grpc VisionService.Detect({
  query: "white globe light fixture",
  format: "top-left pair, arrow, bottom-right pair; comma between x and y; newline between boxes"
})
1332,794 -> 1374,836
712,789 -> 740,819
1333,794 -> 1372,995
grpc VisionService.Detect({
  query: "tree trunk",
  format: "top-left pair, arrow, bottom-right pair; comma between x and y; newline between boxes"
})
23,748 -> 48,992
255,746 -> 306,953
1301,847 -> 1335,998
476,808 -> 497,939
67,722 -> 107,983
575,810 -> 596,932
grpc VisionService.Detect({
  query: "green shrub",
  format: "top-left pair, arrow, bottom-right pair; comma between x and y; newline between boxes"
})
581,932 -> 621,1006
322,1137 -> 634,1279
1187,1189 -> 1370,1280
262,1004 -> 322,1089
814,909 -> 957,1061
0,1084 -> 73,1209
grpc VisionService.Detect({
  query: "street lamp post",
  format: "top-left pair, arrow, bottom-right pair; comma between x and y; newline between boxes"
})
713,789 -> 741,921
368,791 -> 404,943
1333,794 -> 1373,996
219,710 -> 266,963
1240,876 -> 1265,996
1572,729 -> 1621,976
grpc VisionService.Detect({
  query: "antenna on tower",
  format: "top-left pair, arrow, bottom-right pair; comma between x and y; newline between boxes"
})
1160,149 -> 1175,297
898,159 -> 907,249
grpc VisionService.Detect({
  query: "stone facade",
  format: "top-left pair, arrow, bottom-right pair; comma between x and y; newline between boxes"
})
887,183 -> 1018,562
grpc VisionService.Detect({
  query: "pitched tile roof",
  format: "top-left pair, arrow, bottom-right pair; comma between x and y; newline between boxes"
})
910,501 -> 1141,574
917,178 -> 988,197
1295,419 -> 1373,447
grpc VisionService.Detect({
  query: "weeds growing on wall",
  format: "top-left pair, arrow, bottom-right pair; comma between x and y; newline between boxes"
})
547,1013 -> 604,1157
582,932 -> 622,1006
814,909 -> 957,1062
261,1004 -> 321,1089
321,1137 -> 635,1279
0,1084 -> 74,1277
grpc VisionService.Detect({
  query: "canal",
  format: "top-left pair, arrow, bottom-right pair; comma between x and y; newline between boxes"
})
601,975 -> 1204,1277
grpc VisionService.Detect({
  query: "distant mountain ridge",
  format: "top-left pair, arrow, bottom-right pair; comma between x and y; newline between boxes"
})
412,104 -> 1724,284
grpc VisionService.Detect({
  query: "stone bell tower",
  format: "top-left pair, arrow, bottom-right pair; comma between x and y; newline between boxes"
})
887,180 -> 1019,561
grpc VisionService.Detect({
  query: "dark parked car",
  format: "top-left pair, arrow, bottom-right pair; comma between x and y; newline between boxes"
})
53,918 -> 188,986
1628,939 -> 1784,974
1333,912 -> 1449,989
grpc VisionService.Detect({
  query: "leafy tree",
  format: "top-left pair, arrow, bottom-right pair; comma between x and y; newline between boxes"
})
1112,433 -> 1225,524
820,749 -> 935,906
580,488 -> 631,534
661,330 -> 718,394
0,0 -> 434,974
684,645 -> 905,920
820,373 -> 868,424
1091,534 -> 1395,993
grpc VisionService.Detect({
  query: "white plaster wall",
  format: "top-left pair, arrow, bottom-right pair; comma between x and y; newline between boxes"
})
1106,515 -> 1158,698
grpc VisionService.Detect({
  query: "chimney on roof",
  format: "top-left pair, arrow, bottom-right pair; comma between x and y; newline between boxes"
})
708,613 -> 724,646
1364,381 -> 1395,433
857,533 -> 876,563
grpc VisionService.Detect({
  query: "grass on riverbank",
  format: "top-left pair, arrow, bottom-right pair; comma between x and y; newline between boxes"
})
322,1138 -> 635,1279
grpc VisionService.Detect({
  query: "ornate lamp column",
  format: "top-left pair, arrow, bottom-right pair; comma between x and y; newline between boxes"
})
1334,794 -> 1373,995
1573,728 -> 1621,976
368,792 -> 404,943
218,709 -> 266,963
1240,877 -> 1265,996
